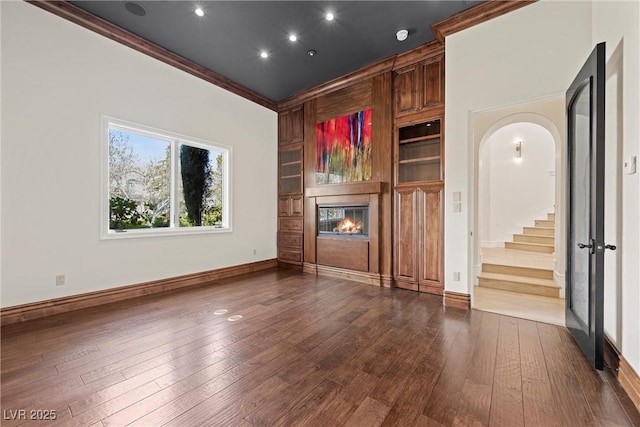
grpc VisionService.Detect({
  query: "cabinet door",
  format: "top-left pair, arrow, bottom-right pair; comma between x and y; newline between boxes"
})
279,145 -> 303,194
418,188 -> 443,293
394,64 -> 420,117
278,110 -> 291,144
290,195 -> 304,216
278,197 -> 291,216
395,188 -> 418,290
288,105 -> 304,143
420,55 -> 444,108
278,106 -> 304,145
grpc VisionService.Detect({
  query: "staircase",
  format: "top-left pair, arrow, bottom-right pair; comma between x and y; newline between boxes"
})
478,213 -> 559,298
505,212 -> 555,253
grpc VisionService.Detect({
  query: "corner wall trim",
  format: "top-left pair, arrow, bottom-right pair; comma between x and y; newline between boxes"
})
26,0 -> 276,111
0,259 -> 278,326
619,357 -> 640,413
444,290 -> 471,309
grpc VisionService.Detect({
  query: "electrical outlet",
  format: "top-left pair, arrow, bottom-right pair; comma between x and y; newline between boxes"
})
253,248 -> 257,255
453,272 -> 460,281
55,275 -> 65,286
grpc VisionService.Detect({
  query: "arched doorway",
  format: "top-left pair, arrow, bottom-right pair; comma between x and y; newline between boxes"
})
471,110 -> 565,325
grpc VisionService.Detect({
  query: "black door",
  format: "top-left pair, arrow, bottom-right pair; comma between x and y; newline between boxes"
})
566,42 -> 612,370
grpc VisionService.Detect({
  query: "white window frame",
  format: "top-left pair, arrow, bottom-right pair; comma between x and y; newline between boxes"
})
101,116 -> 232,239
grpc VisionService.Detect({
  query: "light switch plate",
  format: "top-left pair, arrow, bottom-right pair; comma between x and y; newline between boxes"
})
623,156 -> 637,175
453,191 -> 461,202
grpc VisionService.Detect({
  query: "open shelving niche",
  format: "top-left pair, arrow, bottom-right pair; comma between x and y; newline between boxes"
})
397,118 -> 441,184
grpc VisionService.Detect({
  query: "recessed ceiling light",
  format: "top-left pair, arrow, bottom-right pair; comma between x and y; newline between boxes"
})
396,29 -> 408,42
194,7 -> 204,17
289,34 -> 297,42
307,49 -> 317,57
124,2 -> 146,17
325,12 -> 334,21
260,51 -> 269,59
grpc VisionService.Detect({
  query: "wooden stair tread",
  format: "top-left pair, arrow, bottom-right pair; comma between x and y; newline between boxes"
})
514,233 -> 553,238
478,272 -> 559,288
505,241 -> 555,254
507,241 -> 554,248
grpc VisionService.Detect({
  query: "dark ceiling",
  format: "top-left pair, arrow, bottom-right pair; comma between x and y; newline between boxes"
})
71,1 -> 480,103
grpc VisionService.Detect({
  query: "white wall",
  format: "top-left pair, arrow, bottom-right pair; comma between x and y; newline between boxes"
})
593,0 -> 640,374
445,0 -> 592,294
1,2 -> 278,307
480,122 -> 555,246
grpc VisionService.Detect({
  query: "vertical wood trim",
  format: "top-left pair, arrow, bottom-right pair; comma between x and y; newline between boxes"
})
619,357 -> 640,413
369,194 -> 380,274
26,0 -> 276,110
444,290 -> 471,309
372,73 -> 394,279
0,259 -> 278,325
303,197 -> 317,264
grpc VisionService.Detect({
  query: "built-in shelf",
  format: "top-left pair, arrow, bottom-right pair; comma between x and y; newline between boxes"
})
399,156 -> 440,165
279,145 -> 303,195
397,118 -> 442,184
399,134 -> 441,144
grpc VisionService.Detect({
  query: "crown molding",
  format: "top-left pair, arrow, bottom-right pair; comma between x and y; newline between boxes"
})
431,0 -> 536,43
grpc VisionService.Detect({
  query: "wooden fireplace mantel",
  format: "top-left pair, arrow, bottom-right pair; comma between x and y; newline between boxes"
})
304,181 -> 385,198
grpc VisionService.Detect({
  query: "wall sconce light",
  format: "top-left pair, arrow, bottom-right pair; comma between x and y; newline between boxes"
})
515,140 -> 523,160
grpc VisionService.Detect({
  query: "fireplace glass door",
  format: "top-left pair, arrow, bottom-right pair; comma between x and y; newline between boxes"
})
318,205 -> 369,237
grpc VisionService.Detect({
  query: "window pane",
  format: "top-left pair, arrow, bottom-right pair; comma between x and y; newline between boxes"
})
178,144 -> 225,228
108,128 -> 171,230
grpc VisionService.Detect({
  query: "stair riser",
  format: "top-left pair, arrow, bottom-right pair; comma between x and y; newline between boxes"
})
535,220 -> 555,228
482,263 -> 553,280
478,278 -> 560,298
514,235 -> 555,245
505,242 -> 554,254
523,227 -> 554,236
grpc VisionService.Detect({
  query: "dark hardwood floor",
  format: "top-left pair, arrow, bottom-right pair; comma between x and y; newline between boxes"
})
2,268 -> 639,426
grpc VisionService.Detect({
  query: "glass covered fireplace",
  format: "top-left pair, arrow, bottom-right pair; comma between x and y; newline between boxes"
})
318,204 -> 369,237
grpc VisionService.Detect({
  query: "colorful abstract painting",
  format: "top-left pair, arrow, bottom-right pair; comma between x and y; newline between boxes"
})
315,109 -> 372,184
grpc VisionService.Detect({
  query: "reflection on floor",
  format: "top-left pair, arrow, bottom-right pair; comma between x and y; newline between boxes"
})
474,247 -> 565,326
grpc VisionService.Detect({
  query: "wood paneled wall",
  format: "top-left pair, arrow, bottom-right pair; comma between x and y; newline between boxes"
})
302,74 -> 393,283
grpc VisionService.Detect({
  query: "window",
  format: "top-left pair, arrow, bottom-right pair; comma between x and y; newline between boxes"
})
103,118 -> 230,238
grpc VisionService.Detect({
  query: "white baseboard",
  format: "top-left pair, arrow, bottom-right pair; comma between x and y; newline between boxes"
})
554,270 -> 566,299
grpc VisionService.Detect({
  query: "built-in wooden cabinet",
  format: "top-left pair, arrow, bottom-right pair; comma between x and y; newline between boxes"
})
393,116 -> 444,294
393,54 -> 444,117
278,105 -> 304,145
394,185 -> 443,294
277,105 -> 304,265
